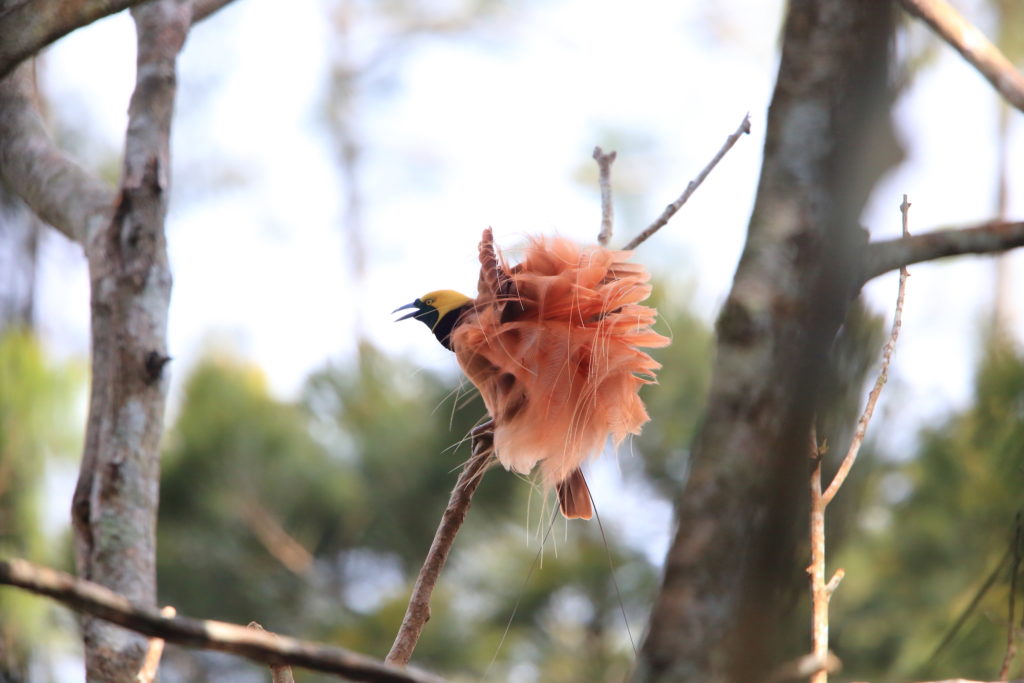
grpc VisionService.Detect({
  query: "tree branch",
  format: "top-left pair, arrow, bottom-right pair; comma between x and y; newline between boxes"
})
592,146 -> 616,246
0,0 -> 237,78
899,0 -> 1024,113
0,62 -> 115,244
862,220 -> 1024,283
0,558 -> 442,683
70,1 -> 189,677
386,421 -> 494,666
0,0 -> 149,79
623,113 -> 750,251
824,197 -> 910,504
0,0 -> 242,246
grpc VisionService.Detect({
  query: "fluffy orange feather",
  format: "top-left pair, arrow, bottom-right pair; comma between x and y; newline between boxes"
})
451,229 -> 669,519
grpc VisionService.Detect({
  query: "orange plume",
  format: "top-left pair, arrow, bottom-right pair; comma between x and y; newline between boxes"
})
452,229 -> 670,519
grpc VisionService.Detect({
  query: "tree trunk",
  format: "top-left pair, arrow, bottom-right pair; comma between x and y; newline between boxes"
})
68,2 -> 190,679
635,2 -> 900,680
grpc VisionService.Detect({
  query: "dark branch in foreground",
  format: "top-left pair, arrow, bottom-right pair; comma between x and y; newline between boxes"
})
0,558 -> 442,683
862,220 -> 1024,284
899,0 -> 1024,113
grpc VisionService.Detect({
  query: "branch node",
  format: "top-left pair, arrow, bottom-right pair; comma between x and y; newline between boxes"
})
593,146 -> 617,246
825,568 -> 845,595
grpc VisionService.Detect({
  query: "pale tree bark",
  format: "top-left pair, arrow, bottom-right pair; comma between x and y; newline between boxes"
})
69,2 -> 190,679
635,1 -> 900,680
0,0 -> 189,678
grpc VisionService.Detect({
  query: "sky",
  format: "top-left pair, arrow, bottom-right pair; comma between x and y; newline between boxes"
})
30,0 -> 1024,556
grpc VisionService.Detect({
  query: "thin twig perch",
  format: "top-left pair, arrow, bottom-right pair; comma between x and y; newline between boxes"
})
823,195 -> 911,506
386,420 -> 495,666
806,195 -> 912,683
593,146 -> 617,246
0,558 -> 440,683
623,113 -> 750,251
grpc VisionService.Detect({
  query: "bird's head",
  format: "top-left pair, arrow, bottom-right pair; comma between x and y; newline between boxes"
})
393,289 -> 473,349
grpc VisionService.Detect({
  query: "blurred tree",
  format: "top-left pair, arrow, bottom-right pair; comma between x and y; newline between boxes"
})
0,184 -> 40,334
0,331 -> 82,680
833,334 -> 1024,682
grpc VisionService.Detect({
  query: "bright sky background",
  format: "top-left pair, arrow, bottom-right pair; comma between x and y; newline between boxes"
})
31,0 -> 1024,559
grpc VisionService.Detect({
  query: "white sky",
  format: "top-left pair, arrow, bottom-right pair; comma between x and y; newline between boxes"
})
31,0 -> 1023,541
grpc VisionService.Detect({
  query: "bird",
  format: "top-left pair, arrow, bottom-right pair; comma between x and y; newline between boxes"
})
394,228 -> 669,519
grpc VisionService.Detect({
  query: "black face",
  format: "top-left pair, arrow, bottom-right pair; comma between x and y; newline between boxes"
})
392,299 -> 439,330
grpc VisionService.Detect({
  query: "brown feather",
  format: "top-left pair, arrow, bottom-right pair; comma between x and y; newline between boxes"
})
453,230 -> 669,517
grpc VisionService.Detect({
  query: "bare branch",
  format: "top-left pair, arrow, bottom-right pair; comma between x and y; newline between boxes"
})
386,421 -> 495,666
823,195 -> 910,506
623,113 -> 750,251
0,0 -> 151,79
0,63 -> 115,244
899,0 -> 1024,113
863,220 -> 1024,283
808,429 -> 830,683
0,558 -> 441,683
592,146 -> 617,246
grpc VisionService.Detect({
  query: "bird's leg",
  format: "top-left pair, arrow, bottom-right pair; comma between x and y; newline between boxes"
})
470,418 -> 495,457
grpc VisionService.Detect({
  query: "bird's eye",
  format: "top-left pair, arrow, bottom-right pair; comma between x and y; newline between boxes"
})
424,298 -> 434,305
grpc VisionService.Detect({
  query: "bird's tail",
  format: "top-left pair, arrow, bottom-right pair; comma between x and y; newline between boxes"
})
556,468 -> 593,520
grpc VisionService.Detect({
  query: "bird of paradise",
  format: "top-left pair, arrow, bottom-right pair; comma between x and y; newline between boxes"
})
394,228 -> 669,519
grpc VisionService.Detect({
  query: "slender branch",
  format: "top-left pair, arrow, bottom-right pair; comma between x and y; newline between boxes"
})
386,421 -> 495,666
0,558 -> 442,683
808,429 -> 831,683
863,220 -> 1024,284
823,195 -> 911,506
623,113 -> 750,251
592,146 -> 617,246
0,63 -> 116,244
899,0 -> 1024,113
250,622 -> 297,683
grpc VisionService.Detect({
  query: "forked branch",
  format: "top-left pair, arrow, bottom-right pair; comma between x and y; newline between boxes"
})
806,195 -> 912,683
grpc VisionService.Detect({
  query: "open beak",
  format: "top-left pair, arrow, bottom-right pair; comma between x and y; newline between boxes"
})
392,300 -> 423,322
